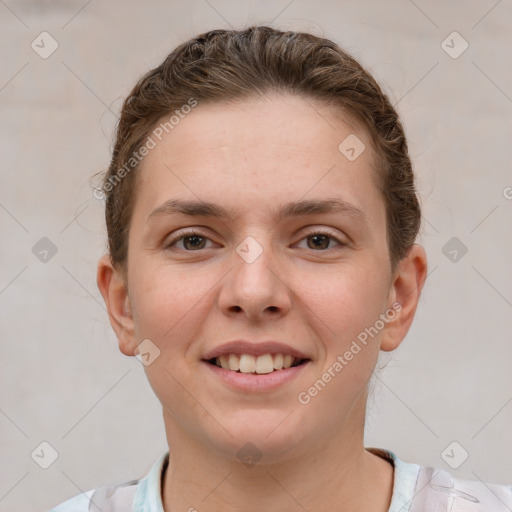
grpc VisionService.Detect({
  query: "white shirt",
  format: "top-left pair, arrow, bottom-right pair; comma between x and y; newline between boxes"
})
47,447 -> 512,511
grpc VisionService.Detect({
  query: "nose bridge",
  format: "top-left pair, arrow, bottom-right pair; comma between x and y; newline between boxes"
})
219,232 -> 291,316
234,233 -> 279,292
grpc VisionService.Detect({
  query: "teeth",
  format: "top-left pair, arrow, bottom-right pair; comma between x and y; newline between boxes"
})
214,353 -> 302,373
239,354 -> 256,373
228,354 -> 240,371
255,354 -> 274,374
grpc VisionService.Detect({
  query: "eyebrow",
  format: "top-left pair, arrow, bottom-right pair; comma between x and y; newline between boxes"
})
147,197 -> 366,223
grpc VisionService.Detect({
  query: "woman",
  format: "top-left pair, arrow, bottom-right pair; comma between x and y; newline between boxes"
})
49,25 -> 511,512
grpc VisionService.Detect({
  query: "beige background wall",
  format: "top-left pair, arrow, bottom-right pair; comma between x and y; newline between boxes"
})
1,1 -> 511,510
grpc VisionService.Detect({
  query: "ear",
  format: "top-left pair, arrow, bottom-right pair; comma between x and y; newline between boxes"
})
380,244 -> 428,352
96,254 -> 137,356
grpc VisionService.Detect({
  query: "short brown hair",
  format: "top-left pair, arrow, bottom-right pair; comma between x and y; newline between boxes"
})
98,25 -> 421,274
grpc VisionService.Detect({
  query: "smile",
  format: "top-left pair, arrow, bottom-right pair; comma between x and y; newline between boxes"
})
207,353 -> 309,374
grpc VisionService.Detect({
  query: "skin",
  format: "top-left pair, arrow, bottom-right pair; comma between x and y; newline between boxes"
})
97,93 -> 427,512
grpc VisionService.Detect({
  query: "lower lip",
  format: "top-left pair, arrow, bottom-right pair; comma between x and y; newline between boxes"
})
201,360 -> 311,392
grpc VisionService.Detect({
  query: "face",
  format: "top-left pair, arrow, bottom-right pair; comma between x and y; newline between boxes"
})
100,94 -> 421,464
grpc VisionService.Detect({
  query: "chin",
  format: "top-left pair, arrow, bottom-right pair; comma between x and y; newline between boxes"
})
207,411 -> 309,464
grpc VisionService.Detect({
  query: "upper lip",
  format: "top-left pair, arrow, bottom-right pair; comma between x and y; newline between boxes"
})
202,340 -> 311,361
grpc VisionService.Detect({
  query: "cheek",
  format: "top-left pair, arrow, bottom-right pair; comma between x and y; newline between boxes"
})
294,268 -> 387,417
299,262 -> 389,339
128,262 -> 208,344
129,265 -> 211,410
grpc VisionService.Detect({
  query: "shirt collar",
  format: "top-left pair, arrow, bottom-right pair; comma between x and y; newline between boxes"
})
133,448 -> 420,512
378,449 -> 421,512
133,451 -> 169,512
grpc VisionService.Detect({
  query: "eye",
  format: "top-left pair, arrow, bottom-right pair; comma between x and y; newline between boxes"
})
165,229 -> 347,252
165,230 -> 213,251
296,230 -> 346,251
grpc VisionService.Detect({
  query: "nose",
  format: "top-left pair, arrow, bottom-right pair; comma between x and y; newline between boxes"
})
217,235 -> 292,321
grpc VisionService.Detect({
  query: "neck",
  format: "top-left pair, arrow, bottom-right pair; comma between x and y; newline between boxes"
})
160,410 -> 394,512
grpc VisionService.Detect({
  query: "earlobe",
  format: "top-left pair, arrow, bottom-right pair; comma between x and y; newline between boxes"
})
380,244 -> 428,352
96,254 -> 137,356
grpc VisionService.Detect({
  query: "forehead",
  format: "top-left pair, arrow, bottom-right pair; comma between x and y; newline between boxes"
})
133,94 -> 383,224
147,94 -> 371,163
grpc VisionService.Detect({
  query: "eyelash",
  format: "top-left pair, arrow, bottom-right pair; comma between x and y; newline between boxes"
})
165,229 -> 347,252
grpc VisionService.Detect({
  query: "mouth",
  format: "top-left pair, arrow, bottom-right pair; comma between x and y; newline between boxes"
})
204,354 -> 311,374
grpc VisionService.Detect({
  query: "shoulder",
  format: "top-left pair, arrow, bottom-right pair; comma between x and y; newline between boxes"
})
46,479 -> 139,512
45,451 -> 169,512
412,464 -> 512,512
369,448 -> 512,512
46,489 -> 93,512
